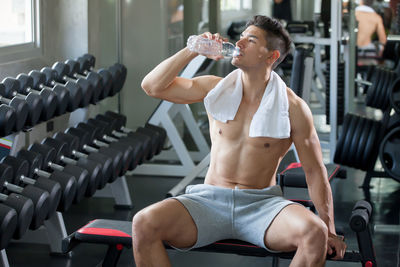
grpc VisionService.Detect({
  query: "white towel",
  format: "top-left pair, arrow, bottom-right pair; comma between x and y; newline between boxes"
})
355,5 -> 375,13
204,69 -> 290,138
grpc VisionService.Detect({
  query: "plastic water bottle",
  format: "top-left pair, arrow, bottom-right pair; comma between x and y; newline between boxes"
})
187,35 -> 240,58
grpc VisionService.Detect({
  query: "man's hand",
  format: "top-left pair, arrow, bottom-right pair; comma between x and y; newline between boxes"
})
198,32 -> 228,61
327,233 -> 347,260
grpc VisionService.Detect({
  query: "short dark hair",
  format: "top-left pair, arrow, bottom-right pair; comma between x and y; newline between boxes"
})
245,15 -> 292,69
363,0 -> 374,7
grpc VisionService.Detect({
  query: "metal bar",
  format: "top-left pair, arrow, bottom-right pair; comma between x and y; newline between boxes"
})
94,176 -> 133,208
110,176 -> 133,208
291,36 -> 332,46
0,250 -> 9,267
354,79 -> 372,87
302,57 -> 314,104
374,224 -> 400,234
116,0 -> 122,113
329,0 -> 341,162
347,0 -> 357,114
43,212 -> 68,253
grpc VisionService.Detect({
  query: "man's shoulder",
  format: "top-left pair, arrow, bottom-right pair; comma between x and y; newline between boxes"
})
286,87 -> 311,118
286,87 -> 304,108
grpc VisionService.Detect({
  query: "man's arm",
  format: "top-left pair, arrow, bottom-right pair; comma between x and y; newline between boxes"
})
289,95 -> 335,233
289,93 -> 346,258
376,15 -> 387,45
141,35 -> 223,104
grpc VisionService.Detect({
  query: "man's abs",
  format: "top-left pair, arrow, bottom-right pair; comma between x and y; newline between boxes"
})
204,120 -> 292,189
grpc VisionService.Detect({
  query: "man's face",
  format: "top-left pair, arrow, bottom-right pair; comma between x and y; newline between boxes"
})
231,25 -> 272,69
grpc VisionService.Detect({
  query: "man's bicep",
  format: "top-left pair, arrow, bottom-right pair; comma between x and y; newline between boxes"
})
293,129 -> 324,172
159,75 -> 220,104
291,102 -> 324,172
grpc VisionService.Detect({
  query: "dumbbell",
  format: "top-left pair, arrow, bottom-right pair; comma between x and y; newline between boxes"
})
0,188 -> 33,241
99,112 -> 165,155
65,59 -> 112,100
27,144 -> 86,206
104,111 -> 167,152
47,134 -> 112,189
90,115 -> 159,161
40,135 -> 103,197
0,84 -> 28,131
0,202 -> 17,249
0,164 -> 34,241
86,118 -> 152,164
77,55 -> 124,96
19,148 -> 88,204
101,111 -> 165,150
41,65 -> 94,108
28,70 -> 81,113
75,55 -> 115,98
75,122 -> 135,177
111,63 -> 127,92
2,155 -> 62,218
0,163 -> 50,230
99,63 -> 126,95
51,62 -> 101,105
18,147 -> 83,207
60,128 -> 122,184
54,60 -> 104,103
77,121 -> 141,173
16,73 -> 58,121
0,103 -> 16,137
1,78 -> 43,127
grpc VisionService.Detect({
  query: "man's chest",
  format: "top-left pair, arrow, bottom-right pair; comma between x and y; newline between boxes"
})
209,105 -> 286,149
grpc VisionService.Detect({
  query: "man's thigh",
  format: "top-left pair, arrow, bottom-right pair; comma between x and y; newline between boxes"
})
264,204 -> 324,252
138,198 -> 197,249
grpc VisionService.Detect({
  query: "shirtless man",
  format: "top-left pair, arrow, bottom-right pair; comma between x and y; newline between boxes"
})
132,15 -> 346,267
356,0 -> 387,55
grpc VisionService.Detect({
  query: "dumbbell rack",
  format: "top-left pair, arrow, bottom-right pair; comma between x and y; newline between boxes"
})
0,57 -> 132,265
0,113 -> 135,267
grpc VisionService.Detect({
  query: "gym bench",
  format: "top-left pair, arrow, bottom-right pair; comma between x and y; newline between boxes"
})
62,164 -> 376,267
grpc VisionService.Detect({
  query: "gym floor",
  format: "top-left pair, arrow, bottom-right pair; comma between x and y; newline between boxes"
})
4,113 -> 400,267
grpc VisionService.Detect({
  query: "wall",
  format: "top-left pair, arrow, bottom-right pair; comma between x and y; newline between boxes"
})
42,0 -> 89,63
0,0 -> 89,79
87,0 -> 119,117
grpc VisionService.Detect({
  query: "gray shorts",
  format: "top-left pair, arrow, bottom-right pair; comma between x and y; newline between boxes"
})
171,183 -> 296,252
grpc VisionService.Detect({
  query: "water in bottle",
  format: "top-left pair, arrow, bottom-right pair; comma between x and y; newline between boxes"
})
187,35 -> 240,58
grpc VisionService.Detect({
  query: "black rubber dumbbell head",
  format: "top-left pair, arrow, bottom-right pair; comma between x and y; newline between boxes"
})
2,77 -> 43,126
17,73 -> 58,121
53,132 -> 103,197
64,60 -> 103,104
65,128 -> 115,187
0,163 -> 50,230
28,143 -> 78,212
0,203 -> 18,247
2,155 -> 62,219
0,104 -> 16,137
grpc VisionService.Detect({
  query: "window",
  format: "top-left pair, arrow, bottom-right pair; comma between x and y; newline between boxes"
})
0,0 -> 40,63
221,0 -> 252,11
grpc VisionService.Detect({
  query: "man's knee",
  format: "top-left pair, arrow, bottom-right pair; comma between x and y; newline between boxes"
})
132,207 -> 163,245
299,216 -> 328,249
